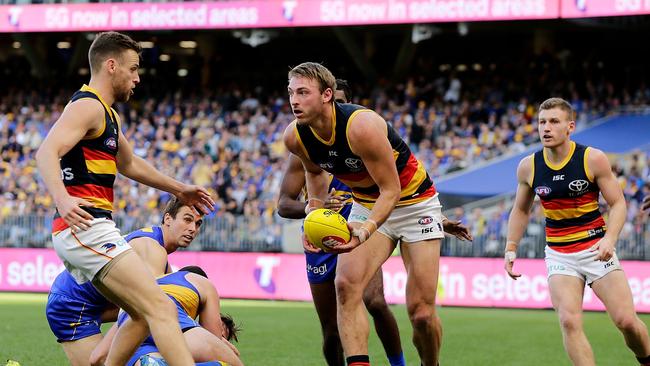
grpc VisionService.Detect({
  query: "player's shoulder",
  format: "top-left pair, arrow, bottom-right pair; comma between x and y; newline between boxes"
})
516,154 -> 535,180
283,120 -> 300,147
583,145 -> 610,175
65,96 -> 105,116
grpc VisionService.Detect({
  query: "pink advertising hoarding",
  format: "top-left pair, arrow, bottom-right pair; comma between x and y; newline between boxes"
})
3,248 -> 650,312
561,0 -> 650,18
0,0 -> 560,33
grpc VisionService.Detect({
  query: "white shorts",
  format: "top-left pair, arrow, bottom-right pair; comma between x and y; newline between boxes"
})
52,218 -> 131,284
545,246 -> 621,286
348,195 -> 445,243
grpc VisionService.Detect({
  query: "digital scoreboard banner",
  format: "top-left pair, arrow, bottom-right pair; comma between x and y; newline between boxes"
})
3,248 -> 650,312
0,0 -> 561,33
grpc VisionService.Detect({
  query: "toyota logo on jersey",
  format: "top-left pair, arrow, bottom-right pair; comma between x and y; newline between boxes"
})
568,180 -> 589,193
345,158 -> 363,170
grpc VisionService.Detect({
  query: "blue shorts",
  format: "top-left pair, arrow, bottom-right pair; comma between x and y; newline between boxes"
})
305,252 -> 337,284
46,293 -> 103,342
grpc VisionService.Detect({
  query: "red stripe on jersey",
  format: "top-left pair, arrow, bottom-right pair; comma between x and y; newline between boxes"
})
52,217 -> 69,233
418,185 -> 437,199
541,191 -> 599,210
82,147 -> 115,161
549,236 -> 600,253
398,153 -> 419,189
337,171 -> 371,182
66,184 -> 114,202
545,216 -> 606,237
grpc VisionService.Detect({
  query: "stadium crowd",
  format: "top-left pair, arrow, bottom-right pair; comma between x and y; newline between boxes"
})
0,64 -> 649,251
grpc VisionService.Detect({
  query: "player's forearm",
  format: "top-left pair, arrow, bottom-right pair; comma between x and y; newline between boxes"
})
277,197 -> 307,219
305,171 -> 329,210
35,148 -> 70,204
505,208 -> 531,251
368,188 -> 400,227
119,155 -> 183,196
603,199 -> 626,243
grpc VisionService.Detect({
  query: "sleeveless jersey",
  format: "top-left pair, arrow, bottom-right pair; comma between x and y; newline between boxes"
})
125,226 -> 169,273
295,102 -> 436,209
52,84 -> 120,234
157,271 -> 201,319
531,142 -> 606,253
125,226 -> 165,246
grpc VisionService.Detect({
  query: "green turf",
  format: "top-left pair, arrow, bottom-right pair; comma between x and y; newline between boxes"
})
0,292 -> 647,365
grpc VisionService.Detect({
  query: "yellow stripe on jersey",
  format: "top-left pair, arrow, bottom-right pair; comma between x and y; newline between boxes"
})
345,109 -> 376,152
544,141 -> 575,171
584,147 -> 594,182
86,159 -> 117,175
543,201 -> 599,220
547,226 -> 607,243
83,196 -> 113,211
160,284 -> 200,319
293,123 -> 312,161
528,153 -> 535,187
400,162 -> 428,197
309,103 -> 337,146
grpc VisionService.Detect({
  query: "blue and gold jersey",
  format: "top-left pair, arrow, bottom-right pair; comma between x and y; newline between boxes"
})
157,271 -> 201,319
125,226 -> 169,273
125,226 -> 164,246
303,175 -> 353,220
329,176 -> 352,220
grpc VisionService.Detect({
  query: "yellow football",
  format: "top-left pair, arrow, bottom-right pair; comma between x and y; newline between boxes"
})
303,208 -> 351,251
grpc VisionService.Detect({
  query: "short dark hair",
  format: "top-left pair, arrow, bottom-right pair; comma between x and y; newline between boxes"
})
161,196 -> 184,224
539,97 -> 575,121
221,313 -> 241,342
178,265 -> 207,278
335,79 -> 351,103
89,32 -> 141,73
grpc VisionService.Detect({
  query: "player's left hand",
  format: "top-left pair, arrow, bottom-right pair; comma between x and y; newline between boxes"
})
443,219 -> 473,241
590,237 -> 616,262
176,184 -> 215,215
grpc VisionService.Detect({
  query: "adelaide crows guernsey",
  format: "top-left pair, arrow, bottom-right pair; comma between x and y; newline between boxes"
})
295,102 -> 436,209
52,85 -> 120,234
531,142 -> 606,253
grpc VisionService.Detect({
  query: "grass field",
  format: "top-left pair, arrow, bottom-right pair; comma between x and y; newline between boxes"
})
0,292 -> 646,365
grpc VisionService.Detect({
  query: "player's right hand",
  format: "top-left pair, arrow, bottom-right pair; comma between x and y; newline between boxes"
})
177,184 -> 216,215
302,233 -> 322,253
56,196 -> 95,232
504,251 -> 521,280
328,222 -> 365,253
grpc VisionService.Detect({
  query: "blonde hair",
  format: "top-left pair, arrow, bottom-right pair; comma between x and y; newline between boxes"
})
539,97 -> 575,120
288,62 -> 337,94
